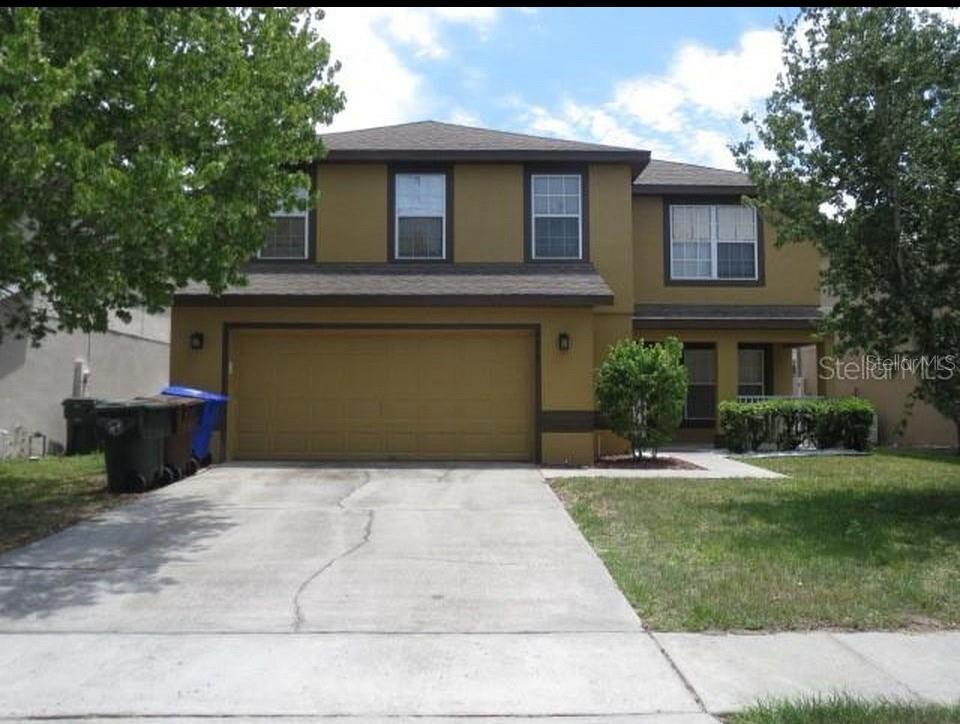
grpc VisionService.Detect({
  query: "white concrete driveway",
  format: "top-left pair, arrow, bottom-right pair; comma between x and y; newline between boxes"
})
0,464 -> 709,722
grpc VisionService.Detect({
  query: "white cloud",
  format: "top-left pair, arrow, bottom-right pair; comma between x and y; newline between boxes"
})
671,30 -> 782,117
512,27 -> 783,169
689,130 -> 737,170
446,107 -> 483,126
320,7 -> 503,132
612,78 -> 685,132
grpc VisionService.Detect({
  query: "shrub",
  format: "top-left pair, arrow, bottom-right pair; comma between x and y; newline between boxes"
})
595,338 -> 688,457
719,397 -> 875,452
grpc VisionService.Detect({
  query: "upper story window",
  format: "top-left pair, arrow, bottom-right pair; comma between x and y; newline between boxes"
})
395,172 -> 447,260
259,188 -> 309,260
669,204 -> 758,281
531,174 -> 582,260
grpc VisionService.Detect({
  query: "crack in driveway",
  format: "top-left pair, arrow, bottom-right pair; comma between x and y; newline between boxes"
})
291,472 -> 375,632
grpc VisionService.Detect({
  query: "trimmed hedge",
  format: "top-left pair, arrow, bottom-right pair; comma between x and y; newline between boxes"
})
718,397 -> 875,453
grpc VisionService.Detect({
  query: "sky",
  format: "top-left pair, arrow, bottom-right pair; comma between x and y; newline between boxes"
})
317,7 -> 960,171
316,7 -> 794,170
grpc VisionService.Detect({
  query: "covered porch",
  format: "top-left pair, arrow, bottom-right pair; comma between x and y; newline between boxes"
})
633,303 -> 830,443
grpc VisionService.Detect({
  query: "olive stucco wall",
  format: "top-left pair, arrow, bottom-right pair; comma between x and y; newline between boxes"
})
632,195 -> 821,305
170,305 -> 597,465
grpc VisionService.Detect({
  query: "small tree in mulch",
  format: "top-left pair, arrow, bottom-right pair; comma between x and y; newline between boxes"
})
595,338 -> 688,459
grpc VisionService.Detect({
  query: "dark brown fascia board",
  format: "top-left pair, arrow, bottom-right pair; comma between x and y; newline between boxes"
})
633,184 -> 756,196
174,293 -> 615,308
323,149 -> 651,176
633,317 -> 818,330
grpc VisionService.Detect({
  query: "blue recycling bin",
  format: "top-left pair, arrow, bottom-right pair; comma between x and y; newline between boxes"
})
161,386 -> 228,466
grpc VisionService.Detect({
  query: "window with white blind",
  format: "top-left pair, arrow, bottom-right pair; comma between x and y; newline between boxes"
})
259,188 -> 309,260
738,347 -> 766,397
531,174 -> 582,259
395,173 -> 447,260
669,204 -> 758,280
683,346 -> 717,422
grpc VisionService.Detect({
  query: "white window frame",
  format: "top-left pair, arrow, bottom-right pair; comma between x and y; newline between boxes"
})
531,173 -> 583,260
738,347 -> 766,397
394,172 -> 447,261
669,204 -> 759,281
258,188 -> 310,260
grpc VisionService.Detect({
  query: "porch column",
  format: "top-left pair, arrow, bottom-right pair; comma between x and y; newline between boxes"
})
816,336 -> 835,397
716,337 -> 739,405
773,344 -> 794,395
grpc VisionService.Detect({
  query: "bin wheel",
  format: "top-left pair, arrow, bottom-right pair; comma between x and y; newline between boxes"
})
185,458 -> 199,476
166,465 -> 182,483
201,453 -> 213,468
127,474 -> 147,493
157,467 -> 175,487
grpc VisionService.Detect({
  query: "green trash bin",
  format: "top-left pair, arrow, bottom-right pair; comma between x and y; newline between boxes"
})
62,398 -> 101,456
95,400 -> 174,493
139,394 -> 203,482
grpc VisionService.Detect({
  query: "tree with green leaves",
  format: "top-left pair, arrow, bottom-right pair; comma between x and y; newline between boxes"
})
735,7 -> 960,450
1,7 -> 343,341
595,338 -> 688,459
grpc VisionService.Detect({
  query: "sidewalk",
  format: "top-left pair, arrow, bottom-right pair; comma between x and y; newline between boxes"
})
655,630 -> 960,717
542,450 -> 785,479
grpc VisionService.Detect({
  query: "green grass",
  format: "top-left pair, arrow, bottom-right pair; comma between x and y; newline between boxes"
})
0,453 -> 125,553
552,451 -> 960,631
728,696 -> 960,723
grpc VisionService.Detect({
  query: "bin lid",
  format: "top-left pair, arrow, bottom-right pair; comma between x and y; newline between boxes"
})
144,393 -> 202,407
95,399 -> 171,413
161,385 -> 228,402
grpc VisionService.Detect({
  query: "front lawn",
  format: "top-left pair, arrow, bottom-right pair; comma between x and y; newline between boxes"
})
728,697 -> 960,723
553,451 -> 960,631
0,453 -> 124,554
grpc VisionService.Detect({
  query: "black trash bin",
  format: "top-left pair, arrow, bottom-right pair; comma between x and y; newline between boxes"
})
141,394 -> 203,481
62,398 -> 101,455
95,400 -> 174,493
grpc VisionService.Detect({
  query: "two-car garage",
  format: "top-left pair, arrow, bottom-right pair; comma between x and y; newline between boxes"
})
229,327 -> 537,462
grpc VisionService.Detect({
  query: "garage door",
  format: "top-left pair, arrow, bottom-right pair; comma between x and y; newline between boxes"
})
230,328 -> 536,461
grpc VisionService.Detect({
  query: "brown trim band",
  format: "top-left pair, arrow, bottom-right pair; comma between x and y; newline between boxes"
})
323,149 -> 650,176
634,184 -> 755,196
219,322 -> 543,464
634,318 -> 817,330
176,293 -> 614,308
540,410 -> 597,433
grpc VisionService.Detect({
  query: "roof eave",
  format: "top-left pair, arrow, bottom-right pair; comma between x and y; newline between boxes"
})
632,183 -> 756,196
173,293 -> 615,308
322,149 -> 651,176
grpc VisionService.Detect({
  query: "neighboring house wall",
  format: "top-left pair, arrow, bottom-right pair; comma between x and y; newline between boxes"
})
0,305 -> 170,455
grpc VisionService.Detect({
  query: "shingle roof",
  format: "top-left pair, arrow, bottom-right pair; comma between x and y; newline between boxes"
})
633,159 -> 755,195
320,121 -> 650,172
634,304 -> 823,329
175,263 -> 614,307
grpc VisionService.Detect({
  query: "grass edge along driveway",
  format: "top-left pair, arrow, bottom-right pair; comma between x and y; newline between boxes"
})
553,451 -> 960,632
727,695 -> 960,723
0,453 -> 126,554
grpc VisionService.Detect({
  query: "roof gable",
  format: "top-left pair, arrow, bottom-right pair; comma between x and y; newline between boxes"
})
633,159 -> 754,195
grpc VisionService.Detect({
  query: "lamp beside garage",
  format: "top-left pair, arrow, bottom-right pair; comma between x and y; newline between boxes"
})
189,332 -> 204,350
557,332 -> 571,352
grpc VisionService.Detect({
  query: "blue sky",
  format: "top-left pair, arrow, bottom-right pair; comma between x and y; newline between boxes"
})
319,7 -> 799,169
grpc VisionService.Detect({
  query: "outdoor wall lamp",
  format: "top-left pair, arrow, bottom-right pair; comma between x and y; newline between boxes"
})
189,332 -> 205,351
557,332 -> 571,352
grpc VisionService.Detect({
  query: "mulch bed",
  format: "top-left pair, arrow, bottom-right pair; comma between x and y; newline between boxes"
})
593,454 -> 705,470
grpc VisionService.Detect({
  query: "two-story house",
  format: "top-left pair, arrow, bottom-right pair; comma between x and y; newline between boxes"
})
171,121 -> 827,465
